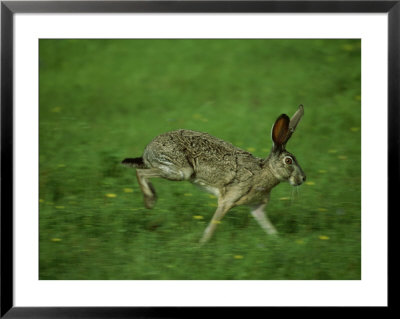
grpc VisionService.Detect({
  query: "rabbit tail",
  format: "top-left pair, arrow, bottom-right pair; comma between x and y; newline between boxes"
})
121,157 -> 146,168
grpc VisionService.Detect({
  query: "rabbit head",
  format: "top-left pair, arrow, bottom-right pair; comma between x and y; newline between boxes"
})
267,105 -> 306,186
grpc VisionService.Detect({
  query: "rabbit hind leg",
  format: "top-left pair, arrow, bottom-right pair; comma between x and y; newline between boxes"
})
135,168 -> 163,209
136,166 -> 194,209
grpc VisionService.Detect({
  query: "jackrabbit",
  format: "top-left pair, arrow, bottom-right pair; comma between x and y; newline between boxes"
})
122,105 -> 306,244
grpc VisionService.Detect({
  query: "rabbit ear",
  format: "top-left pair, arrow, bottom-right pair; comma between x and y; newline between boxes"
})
284,104 -> 304,144
289,104 -> 304,132
272,114 -> 290,150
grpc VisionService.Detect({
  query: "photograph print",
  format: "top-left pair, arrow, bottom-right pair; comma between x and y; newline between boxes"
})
39,39 -> 361,280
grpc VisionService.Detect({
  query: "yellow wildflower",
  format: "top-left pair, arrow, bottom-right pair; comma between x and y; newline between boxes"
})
123,188 -> 134,193
342,44 -> 354,51
319,235 -> 330,240
105,193 -> 117,198
233,255 -> 244,259
193,215 -> 204,220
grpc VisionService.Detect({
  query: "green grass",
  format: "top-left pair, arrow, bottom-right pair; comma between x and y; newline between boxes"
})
39,39 -> 361,280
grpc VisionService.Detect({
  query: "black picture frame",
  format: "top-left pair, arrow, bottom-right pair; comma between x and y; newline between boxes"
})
1,1 -> 396,317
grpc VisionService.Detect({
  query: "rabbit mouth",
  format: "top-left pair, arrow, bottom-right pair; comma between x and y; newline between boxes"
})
289,176 -> 305,186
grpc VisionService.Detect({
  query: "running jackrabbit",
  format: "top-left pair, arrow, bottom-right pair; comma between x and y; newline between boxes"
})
122,105 -> 306,244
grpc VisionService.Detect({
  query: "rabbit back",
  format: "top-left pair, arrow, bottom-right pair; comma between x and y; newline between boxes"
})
143,129 -> 263,189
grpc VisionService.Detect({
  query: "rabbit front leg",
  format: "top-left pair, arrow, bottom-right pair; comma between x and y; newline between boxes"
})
251,200 -> 278,236
199,198 -> 235,245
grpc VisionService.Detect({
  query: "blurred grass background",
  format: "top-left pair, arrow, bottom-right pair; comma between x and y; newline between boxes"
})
39,39 -> 361,280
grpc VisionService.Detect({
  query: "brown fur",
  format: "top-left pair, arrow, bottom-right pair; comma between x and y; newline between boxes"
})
122,105 -> 306,244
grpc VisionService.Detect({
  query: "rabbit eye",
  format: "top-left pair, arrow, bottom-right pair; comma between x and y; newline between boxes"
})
284,156 -> 293,165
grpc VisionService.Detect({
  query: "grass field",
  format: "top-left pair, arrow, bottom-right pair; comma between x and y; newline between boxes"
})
39,39 -> 361,280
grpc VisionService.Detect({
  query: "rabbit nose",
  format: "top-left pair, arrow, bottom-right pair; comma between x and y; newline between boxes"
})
302,176 -> 306,182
